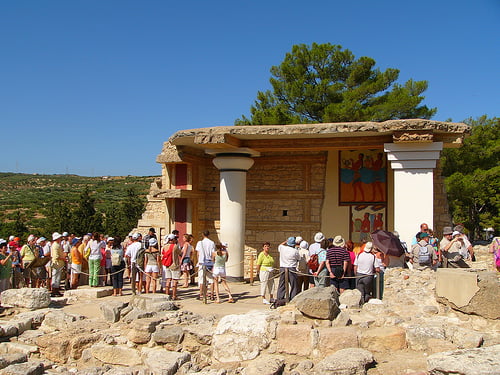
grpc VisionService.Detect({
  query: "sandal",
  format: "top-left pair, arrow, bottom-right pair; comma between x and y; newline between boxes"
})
228,298 -> 235,303
215,300 -> 221,304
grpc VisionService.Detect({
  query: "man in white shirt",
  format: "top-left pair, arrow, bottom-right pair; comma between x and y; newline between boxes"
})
277,237 -> 300,302
125,233 -> 142,295
354,242 -> 381,303
195,230 -> 216,300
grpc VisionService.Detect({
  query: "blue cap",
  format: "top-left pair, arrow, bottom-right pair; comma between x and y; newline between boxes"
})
286,237 -> 296,247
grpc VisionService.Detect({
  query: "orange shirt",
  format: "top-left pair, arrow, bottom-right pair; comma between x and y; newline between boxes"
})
71,245 -> 83,265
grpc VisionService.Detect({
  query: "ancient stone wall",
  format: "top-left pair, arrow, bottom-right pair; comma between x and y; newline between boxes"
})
433,160 -> 452,238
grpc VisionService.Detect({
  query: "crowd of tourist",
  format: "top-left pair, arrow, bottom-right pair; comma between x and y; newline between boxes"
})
0,222 -> 497,306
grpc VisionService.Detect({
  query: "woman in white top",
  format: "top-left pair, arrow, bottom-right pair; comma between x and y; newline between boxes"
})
180,234 -> 194,288
88,232 -> 104,287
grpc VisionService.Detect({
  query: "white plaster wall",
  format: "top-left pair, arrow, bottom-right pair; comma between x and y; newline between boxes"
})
393,168 -> 434,246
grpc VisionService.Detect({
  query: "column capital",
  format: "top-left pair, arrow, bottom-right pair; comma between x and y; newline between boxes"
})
384,142 -> 443,169
208,148 -> 259,172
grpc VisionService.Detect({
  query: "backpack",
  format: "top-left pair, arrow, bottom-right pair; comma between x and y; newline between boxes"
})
162,244 -> 174,267
111,251 -> 122,267
307,254 -> 319,272
418,245 -> 431,264
135,247 -> 146,268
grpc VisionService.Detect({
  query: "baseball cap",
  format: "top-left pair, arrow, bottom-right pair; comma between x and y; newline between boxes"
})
149,238 -> 158,246
132,233 -> 141,240
52,232 -> 63,241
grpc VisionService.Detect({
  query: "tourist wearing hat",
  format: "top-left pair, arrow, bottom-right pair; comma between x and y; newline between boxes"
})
410,232 -> 438,269
308,232 -> 325,288
354,242 -> 380,303
440,229 -> 469,268
276,236 -> 300,302
144,237 -> 161,294
324,235 -> 351,294
162,234 -> 181,299
125,233 -> 143,295
50,232 -> 66,296
20,234 -> 38,287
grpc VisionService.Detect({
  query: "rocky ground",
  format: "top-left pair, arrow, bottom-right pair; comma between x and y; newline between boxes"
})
0,245 -> 498,375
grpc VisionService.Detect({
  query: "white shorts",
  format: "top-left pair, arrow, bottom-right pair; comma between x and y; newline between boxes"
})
145,265 -> 159,273
212,266 -> 226,277
163,266 -> 180,280
198,266 -> 214,285
71,264 -> 82,274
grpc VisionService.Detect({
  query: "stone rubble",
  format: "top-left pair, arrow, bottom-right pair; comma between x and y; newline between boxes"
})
0,245 -> 497,374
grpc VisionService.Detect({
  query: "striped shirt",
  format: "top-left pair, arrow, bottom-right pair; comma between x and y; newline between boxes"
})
326,246 -> 350,268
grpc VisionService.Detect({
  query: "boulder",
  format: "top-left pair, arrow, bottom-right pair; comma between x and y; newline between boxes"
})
436,269 -> 500,320
127,318 -> 163,344
445,326 -> 484,349
212,311 -> 279,362
427,344 -> 500,375
241,354 -> 285,375
141,347 -> 190,375
0,288 -> 50,310
339,289 -> 362,309
292,286 -> 340,320
152,325 -> 184,345
100,301 -> 128,323
314,348 -> 374,375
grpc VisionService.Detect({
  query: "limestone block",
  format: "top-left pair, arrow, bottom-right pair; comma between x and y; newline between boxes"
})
36,332 -> 71,363
0,288 -> 50,310
313,348 -> 374,375
0,342 -> 38,357
40,310 -> 85,331
100,301 -> 128,323
212,311 -> 279,362
292,286 -> 340,320
445,326 -> 484,349
436,269 -> 500,320
339,289 -> 362,308
152,325 -> 184,345
427,344 -> 500,375
317,327 -> 360,356
360,327 -> 407,352
0,361 -> 44,375
405,325 -> 446,351
276,324 -> 315,356
90,344 -> 142,366
141,348 -> 190,375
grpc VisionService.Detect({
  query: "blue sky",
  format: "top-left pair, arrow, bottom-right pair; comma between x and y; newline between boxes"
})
1,0 -> 498,176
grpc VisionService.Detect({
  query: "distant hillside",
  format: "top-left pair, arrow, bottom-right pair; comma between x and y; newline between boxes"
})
0,172 -> 157,234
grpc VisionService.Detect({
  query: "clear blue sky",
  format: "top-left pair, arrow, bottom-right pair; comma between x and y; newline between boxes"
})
1,0 -> 498,177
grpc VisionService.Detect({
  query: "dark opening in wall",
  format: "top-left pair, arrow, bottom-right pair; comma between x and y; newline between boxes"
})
282,210 -> 288,216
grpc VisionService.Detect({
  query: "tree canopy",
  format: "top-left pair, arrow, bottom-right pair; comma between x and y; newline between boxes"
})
236,43 -> 436,125
441,116 -> 500,239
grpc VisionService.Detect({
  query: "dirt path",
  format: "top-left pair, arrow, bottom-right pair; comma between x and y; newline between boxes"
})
62,281 -> 271,320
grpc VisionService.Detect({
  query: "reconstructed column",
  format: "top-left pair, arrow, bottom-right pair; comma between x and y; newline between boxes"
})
212,152 -> 257,279
384,142 -> 443,246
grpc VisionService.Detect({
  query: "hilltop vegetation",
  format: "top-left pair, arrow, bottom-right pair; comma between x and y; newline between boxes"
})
0,173 -> 157,239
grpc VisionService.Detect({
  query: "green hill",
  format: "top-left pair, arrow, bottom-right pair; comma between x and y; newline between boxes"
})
0,172 -> 157,237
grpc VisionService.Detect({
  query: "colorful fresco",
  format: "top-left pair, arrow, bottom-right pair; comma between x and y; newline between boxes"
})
339,150 -> 387,204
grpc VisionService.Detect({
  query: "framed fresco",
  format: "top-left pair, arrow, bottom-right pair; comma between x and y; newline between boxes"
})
350,205 -> 386,243
339,150 -> 387,205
